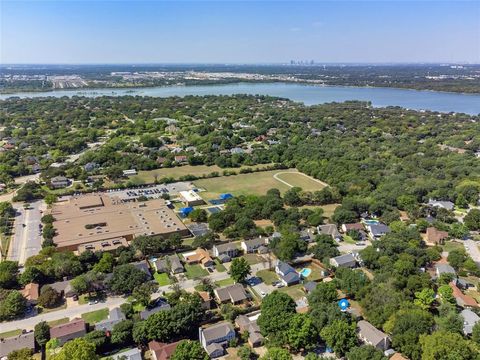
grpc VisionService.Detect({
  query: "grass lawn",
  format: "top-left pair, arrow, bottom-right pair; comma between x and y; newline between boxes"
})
0,329 -> 22,338
256,270 -> 279,285
154,272 -> 172,286
275,171 -> 327,191
277,284 -> 306,300
131,164 -> 274,184
81,308 -> 109,324
48,318 -> 70,327
193,170 -> 296,198
37,302 -> 67,314
185,264 -> 209,279
243,254 -> 264,265
442,241 -> 464,253
215,259 -> 227,272
299,264 -> 325,281
342,235 -> 356,245
132,302 -> 145,313
215,277 -> 235,287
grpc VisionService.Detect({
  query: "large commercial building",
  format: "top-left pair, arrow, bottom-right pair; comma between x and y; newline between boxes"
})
50,194 -> 189,252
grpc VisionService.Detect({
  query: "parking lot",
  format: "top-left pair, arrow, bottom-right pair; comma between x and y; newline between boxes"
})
103,182 -> 194,202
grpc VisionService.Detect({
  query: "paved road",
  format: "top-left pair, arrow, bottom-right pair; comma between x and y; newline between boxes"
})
7,200 -> 45,265
0,261 -> 270,332
464,240 -> 480,268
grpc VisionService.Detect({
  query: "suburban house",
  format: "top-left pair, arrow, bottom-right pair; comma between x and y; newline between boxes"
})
435,263 -> 456,278
50,318 -> 87,345
48,279 -> 76,298
132,261 -> 152,279
154,258 -> 169,273
341,223 -> 364,233
111,348 -> 142,360
449,282 -> 479,308
0,331 -> 35,358
168,255 -> 184,274
149,340 -> 181,360
426,227 -> 449,245
427,199 -> 455,211
50,176 -> 70,189
214,284 -> 248,305
317,224 -> 342,242
357,320 -> 390,351
213,243 -> 238,259
198,291 -> 213,310
275,261 -> 300,286
241,237 -> 268,253
95,307 -> 126,332
199,322 -> 236,358
184,248 -> 214,269
303,281 -> 318,293
299,229 -> 316,243
235,313 -> 264,347
21,283 -> 39,305
330,253 -> 357,268
461,309 -> 480,335
366,223 -> 391,240
174,155 -> 188,164
140,299 -> 172,320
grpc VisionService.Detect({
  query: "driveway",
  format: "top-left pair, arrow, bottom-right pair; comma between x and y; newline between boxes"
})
464,240 -> 480,268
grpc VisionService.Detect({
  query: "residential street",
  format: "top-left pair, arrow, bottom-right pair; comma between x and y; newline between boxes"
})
0,260 -> 271,332
464,239 -> 480,268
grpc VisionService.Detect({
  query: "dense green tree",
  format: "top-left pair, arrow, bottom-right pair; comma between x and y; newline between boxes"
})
320,320 -> 357,356
229,257 -> 251,283
38,286 -> 62,308
189,209 -> 208,222
0,261 -> 19,289
132,282 -> 157,307
464,209 -> 480,230
111,320 -> 134,345
170,340 -> 209,360
346,345 -> 387,360
419,331 -> 479,360
0,290 -> 27,320
51,338 -> 98,360
108,264 -> 148,294
7,348 -> 33,360
258,291 -> 296,345
260,348 -> 292,360
287,313 -> 319,351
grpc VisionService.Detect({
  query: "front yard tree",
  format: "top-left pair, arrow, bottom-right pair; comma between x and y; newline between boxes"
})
108,264 -> 148,295
170,340 -> 209,360
229,257 -> 251,283
320,320 -> 357,356
260,347 -> 292,360
258,291 -> 296,345
287,313 -> 319,352
52,338 -> 98,360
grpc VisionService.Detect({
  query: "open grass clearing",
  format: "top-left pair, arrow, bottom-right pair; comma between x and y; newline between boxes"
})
184,263 -> 209,279
274,171 -> 328,191
0,329 -> 22,338
81,308 -> 109,324
277,284 -> 306,300
243,254 -> 265,265
215,259 -> 227,272
154,272 -> 172,286
215,277 -> 235,287
256,270 -> 279,285
48,317 -> 70,327
131,164 -> 274,184
442,241 -> 464,253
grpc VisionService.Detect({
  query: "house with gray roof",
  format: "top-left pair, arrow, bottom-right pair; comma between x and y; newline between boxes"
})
199,322 -> 236,358
304,281 -> 318,293
235,313 -> 264,347
132,261 -> 152,279
427,199 -> 455,211
214,284 -> 248,304
435,263 -> 456,277
330,253 -> 357,268
357,320 -> 390,351
168,255 -> 184,274
154,259 -> 169,273
461,309 -> 480,335
0,331 -> 35,358
367,223 -> 391,240
241,237 -> 268,253
95,307 -> 126,332
140,299 -> 171,320
213,243 -> 238,258
318,224 -> 342,242
300,229 -> 316,243
111,348 -> 142,360
275,261 -> 300,286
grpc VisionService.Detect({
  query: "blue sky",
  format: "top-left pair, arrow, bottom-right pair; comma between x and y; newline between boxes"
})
1,1 -> 479,64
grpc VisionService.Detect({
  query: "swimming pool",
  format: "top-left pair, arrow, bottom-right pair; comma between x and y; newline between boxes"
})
363,219 -> 379,225
300,268 -> 312,278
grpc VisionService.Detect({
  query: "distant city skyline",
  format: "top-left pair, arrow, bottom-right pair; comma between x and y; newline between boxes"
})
1,0 -> 479,64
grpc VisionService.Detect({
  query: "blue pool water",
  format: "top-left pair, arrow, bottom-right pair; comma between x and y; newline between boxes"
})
300,268 -> 312,277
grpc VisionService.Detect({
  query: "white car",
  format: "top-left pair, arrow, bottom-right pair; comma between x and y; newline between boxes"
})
260,291 -> 267,298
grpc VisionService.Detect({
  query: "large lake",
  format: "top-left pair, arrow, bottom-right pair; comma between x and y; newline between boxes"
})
1,82 -> 480,115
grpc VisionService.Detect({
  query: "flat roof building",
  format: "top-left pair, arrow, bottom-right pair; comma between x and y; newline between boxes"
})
50,195 -> 189,252
179,190 -> 204,207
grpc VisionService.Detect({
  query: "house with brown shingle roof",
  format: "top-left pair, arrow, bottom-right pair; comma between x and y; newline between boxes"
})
449,282 -> 479,308
426,227 -> 449,245
184,248 -> 214,268
149,340 -> 181,360
21,283 -> 39,305
214,284 -> 248,304
50,318 -> 86,345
